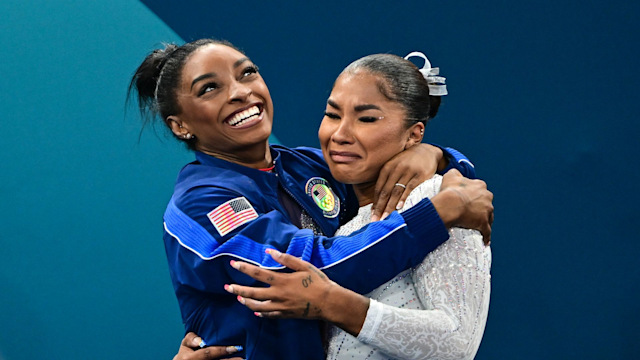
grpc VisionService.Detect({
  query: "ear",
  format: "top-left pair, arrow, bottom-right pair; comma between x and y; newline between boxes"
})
167,115 -> 189,137
404,122 -> 425,150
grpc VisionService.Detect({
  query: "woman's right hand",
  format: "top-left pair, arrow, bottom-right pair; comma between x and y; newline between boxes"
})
431,169 -> 494,244
172,332 -> 243,360
225,249 -> 370,337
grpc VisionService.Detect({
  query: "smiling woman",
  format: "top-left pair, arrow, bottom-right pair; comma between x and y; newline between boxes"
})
128,39 -> 494,359
167,44 -> 274,166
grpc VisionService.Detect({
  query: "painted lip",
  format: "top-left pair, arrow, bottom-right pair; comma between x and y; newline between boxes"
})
223,102 -> 264,129
328,150 -> 361,163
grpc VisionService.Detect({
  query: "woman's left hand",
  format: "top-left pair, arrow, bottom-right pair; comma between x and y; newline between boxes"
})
225,249 -> 335,319
173,332 -> 243,360
371,143 -> 445,221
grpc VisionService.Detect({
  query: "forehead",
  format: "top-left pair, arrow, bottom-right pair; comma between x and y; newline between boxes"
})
331,71 -> 392,104
181,44 -> 246,79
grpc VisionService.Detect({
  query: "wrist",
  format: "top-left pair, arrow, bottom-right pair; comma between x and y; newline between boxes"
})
322,283 -> 370,337
431,189 -> 464,228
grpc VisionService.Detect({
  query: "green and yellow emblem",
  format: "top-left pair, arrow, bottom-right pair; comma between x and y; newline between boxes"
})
305,177 -> 339,218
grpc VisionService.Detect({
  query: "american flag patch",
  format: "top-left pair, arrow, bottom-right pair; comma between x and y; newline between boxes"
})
207,197 -> 259,236
313,186 -> 327,199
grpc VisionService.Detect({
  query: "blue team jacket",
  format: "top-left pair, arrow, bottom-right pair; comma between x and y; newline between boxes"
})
163,145 -> 475,360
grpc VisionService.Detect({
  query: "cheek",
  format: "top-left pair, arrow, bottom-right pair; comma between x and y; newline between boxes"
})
318,120 -> 332,147
255,80 -> 273,106
364,131 -> 405,165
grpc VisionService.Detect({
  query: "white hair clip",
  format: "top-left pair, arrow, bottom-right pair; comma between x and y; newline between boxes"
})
404,51 -> 447,96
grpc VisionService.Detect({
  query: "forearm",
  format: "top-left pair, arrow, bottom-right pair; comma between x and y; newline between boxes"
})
166,194 -> 449,295
320,198 -> 449,294
438,146 -> 476,179
429,188 -> 464,228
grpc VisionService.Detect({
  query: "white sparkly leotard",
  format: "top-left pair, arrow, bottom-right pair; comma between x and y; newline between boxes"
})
326,175 -> 492,360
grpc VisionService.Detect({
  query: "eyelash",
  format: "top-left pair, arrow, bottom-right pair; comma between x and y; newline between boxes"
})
323,112 -> 381,124
199,82 -> 219,96
324,111 -> 340,119
242,65 -> 259,77
198,66 -> 259,96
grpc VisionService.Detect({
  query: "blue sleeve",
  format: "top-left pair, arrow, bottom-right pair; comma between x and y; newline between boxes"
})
164,189 -> 449,295
429,143 -> 477,179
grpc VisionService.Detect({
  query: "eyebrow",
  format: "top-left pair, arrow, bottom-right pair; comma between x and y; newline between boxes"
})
190,58 -> 251,90
234,57 -> 249,68
326,100 -> 382,113
191,73 -> 215,90
354,104 -> 381,112
327,99 -> 340,110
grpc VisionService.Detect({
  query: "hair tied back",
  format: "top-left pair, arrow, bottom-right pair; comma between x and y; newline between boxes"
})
154,44 -> 179,102
404,51 -> 448,96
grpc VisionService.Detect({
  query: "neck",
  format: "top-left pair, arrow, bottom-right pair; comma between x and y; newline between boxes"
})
352,181 -> 376,207
199,141 -> 273,169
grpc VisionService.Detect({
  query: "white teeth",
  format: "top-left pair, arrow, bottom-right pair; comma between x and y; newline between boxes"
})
228,106 -> 260,126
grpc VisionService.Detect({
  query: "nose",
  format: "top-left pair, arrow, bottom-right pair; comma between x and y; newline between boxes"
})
229,81 -> 252,103
331,118 -> 355,145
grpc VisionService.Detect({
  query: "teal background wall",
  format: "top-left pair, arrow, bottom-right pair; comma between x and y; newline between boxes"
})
1,1 -> 638,359
0,1 -> 189,359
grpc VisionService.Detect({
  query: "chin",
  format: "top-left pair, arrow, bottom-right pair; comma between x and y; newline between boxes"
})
331,170 -> 365,185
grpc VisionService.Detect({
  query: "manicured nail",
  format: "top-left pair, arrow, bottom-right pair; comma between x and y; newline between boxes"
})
396,201 -> 404,210
254,312 -> 263,317
381,212 -> 389,220
371,214 -> 380,222
196,337 -> 206,348
237,295 -> 245,305
226,345 -> 243,353
224,284 -> 233,293
266,248 -> 281,257
230,260 -> 239,269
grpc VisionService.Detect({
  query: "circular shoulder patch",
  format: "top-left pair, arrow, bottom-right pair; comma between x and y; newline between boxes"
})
305,177 -> 340,218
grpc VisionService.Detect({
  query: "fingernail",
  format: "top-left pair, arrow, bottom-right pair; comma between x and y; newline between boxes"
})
224,284 -> 233,293
237,295 -> 245,305
266,248 -> 281,257
381,212 -> 389,220
396,201 -> 404,210
371,214 -> 379,222
195,337 -> 206,348
254,312 -> 263,317
226,345 -> 243,353
230,260 -> 239,269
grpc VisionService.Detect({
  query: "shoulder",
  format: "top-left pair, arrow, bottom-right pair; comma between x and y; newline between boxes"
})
171,154 -> 275,212
167,158 -> 276,241
399,175 -> 443,213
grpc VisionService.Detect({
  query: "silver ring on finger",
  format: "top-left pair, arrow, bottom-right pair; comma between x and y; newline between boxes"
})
394,183 -> 406,189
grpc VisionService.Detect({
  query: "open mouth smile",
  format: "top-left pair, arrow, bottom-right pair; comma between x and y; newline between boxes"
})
225,104 -> 263,128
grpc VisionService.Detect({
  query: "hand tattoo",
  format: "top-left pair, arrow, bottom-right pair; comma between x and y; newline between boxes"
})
302,302 -> 310,317
302,275 -> 313,288
308,266 -> 326,280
